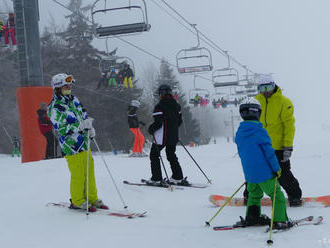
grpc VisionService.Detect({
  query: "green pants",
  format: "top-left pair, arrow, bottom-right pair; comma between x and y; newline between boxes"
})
12,147 -> 20,157
247,178 -> 288,222
65,149 -> 98,206
108,78 -> 116,87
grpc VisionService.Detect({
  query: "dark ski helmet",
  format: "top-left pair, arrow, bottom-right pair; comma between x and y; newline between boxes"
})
239,98 -> 261,121
158,84 -> 172,96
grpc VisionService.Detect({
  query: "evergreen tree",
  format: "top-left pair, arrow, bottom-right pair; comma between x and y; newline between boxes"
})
41,0 -> 147,153
152,59 -> 200,144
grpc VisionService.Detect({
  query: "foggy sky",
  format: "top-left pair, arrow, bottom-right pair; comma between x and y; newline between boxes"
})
1,0 -> 330,142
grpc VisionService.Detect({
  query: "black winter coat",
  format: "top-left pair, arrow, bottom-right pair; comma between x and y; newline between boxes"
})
148,96 -> 182,145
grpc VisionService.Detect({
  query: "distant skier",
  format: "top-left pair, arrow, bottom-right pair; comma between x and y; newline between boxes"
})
37,102 -> 59,159
127,100 -> 146,157
254,74 -> 302,207
146,84 -> 188,185
4,12 -> 16,46
108,67 -> 117,87
123,64 -> 134,89
235,98 -> 292,230
48,73 -> 108,212
11,136 -> 20,157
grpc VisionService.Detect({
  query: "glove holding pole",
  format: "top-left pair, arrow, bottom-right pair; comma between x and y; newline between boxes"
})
79,117 -> 96,139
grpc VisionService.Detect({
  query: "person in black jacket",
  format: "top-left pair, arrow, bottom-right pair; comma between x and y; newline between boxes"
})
128,100 -> 146,157
147,84 -> 188,185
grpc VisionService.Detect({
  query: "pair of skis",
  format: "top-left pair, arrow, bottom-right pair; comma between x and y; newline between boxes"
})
123,179 -> 208,189
46,202 -> 146,218
213,216 -> 323,231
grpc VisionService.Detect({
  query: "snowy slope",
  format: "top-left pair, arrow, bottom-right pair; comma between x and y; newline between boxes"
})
0,137 -> 329,248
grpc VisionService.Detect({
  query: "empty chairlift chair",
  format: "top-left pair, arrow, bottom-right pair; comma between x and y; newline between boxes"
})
91,0 -> 151,38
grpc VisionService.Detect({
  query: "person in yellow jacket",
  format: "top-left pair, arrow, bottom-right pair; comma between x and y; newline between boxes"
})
48,73 -> 109,212
254,74 -> 302,207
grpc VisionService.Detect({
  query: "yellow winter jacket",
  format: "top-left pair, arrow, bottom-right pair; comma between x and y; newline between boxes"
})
255,86 -> 295,150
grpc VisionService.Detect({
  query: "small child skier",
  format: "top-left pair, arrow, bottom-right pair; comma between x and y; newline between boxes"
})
235,98 -> 292,230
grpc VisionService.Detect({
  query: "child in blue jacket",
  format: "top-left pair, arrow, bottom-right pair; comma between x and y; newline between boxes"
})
235,98 -> 292,230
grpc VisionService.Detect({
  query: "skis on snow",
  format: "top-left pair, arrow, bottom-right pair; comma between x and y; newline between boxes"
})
46,202 -> 147,218
123,179 -> 208,189
213,216 -> 323,232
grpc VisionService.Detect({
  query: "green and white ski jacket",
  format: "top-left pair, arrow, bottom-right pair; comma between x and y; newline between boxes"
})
48,94 -> 89,156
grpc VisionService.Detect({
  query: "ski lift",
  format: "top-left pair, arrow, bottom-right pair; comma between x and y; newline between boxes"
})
91,0 -> 151,38
99,55 -> 135,75
176,24 -> 213,74
189,88 -> 210,105
213,52 -> 239,87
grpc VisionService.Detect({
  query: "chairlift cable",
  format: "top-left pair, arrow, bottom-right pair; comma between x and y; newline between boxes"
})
158,0 -> 255,74
51,0 -> 216,85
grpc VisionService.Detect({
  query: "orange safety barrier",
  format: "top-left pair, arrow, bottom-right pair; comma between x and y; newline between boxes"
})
16,87 -> 53,163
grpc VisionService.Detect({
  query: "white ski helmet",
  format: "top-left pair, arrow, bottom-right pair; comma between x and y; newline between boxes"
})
51,73 -> 75,89
239,97 -> 261,121
257,74 -> 274,85
130,100 -> 141,108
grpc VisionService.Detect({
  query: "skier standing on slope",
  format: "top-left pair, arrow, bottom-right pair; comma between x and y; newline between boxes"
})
127,100 -> 146,157
146,84 -> 188,185
48,73 -> 108,212
235,98 -> 292,230
253,74 -> 302,207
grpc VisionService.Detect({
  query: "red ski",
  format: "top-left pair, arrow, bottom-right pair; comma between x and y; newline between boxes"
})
46,202 -> 147,218
209,194 -> 330,207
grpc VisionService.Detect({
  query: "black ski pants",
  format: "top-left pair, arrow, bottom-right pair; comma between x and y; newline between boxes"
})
44,131 -> 58,159
274,150 -> 302,200
149,143 -> 183,181
243,150 -> 302,201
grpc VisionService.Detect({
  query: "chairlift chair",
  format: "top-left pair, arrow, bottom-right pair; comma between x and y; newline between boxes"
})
176,47 -> 213,74
212,67 -> 240,87
189,88 -> 210,105
91,0 -> 151,38
99,55 -> 135,75
176,24 -> 213,74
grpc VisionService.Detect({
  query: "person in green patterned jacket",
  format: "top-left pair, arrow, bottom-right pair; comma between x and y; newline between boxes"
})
48,73 -> 108,212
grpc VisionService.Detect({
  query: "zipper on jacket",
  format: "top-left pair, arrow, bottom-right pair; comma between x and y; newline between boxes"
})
264,98 -> 268,127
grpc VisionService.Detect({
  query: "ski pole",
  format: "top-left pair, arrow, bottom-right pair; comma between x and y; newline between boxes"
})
86,130 -> 90,216
92,138 -> 128,209
267,177 -> 278,246
178,140 -> 212,184
205,182 -> 245,226
152,135 -> 174,192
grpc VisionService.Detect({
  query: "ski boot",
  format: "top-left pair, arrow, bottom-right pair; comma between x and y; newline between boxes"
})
69,199 -> 97,212
272,221 -> 294,230
92,199 -> 109,210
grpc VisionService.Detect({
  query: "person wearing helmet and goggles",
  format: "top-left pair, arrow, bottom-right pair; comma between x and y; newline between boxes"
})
48,73 -> 108,212
254,74 -> 302,207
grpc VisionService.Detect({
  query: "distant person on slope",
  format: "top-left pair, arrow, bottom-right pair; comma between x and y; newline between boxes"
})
253,74 -> 302,207
235,98 -> 292,230
146,84 -> 188,185
127,100 -> 146,157
37,102 -> 59,159
48,73 -> 108,212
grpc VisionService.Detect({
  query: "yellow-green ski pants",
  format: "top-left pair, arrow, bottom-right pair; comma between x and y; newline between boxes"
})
65,149 -> 98,206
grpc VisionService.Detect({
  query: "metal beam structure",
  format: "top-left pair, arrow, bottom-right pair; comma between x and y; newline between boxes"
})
13,0 -> 43,86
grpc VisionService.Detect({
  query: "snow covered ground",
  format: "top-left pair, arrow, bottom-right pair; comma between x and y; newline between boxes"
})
0,137 -> 329,248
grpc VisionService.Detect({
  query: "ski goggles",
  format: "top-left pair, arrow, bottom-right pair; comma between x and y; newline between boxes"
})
257,83 -> 275,93
65,75 -> 75,84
